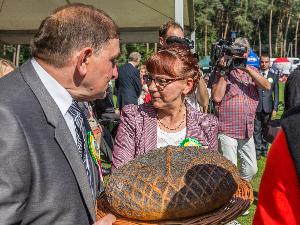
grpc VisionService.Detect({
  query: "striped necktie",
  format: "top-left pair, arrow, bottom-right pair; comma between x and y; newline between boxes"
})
68,100 -> 95,198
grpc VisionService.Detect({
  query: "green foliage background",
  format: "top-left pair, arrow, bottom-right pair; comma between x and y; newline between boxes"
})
2,0 -> 300,64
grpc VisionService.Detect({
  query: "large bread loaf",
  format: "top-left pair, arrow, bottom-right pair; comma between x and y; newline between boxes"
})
105,146 -> 240,220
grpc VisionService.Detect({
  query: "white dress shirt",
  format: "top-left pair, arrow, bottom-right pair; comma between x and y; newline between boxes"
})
31,58 -> 77,143
260,69 -> 269,78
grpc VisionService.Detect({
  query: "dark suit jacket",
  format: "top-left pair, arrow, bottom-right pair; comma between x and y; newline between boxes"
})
116,63 -> 142,109
256,70 -> 279,113
0,60 -> 98,224
284,67 -> 300,111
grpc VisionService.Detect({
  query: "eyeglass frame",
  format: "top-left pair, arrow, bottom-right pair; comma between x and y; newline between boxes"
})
144,74 -> 186,90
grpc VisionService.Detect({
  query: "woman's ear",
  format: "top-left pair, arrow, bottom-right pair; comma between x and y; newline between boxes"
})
183,77 -> 194,95
76,48 -> 93,77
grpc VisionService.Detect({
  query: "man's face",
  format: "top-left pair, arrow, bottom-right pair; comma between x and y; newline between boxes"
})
83,38 -> 120,101
260,56 -> 270,71
159,27 -> 184,47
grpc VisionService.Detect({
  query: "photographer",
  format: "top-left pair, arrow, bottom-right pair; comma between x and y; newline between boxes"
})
159,21 -> 209,113
212,37 -> 271,184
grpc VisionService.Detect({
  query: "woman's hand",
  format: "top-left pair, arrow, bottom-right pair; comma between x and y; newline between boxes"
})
93,214 -> 116,225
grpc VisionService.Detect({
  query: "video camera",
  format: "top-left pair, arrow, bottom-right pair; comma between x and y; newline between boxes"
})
166,36 -> 194,50
210,32 -> 248,70
165,36 -> 198,60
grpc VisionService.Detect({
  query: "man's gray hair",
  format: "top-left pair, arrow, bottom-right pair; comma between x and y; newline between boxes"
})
233,37 -> 250,52
128,52 -> 141,63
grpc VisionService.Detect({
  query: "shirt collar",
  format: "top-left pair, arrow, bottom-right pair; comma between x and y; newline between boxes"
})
31,58 -> 73,116
260,69 -> 269,75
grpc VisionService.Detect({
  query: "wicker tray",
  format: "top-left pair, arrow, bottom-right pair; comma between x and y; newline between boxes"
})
96,179 -> 253,225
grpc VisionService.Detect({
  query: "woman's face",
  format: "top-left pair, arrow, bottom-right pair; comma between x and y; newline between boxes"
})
140,68 -> 147,77
147,69 -> 193,110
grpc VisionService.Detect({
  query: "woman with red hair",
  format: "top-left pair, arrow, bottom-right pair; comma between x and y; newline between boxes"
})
112,44 -> 218,170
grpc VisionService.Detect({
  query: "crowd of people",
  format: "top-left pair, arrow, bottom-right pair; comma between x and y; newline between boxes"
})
0,3 -> 299,225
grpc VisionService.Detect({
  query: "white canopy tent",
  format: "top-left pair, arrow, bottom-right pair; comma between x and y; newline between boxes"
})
0,0 -> 195,44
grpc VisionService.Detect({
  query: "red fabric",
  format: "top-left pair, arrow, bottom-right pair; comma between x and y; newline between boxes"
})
213,67 -> 259,138
274,58 -> 289,63
253,129 -> 300,225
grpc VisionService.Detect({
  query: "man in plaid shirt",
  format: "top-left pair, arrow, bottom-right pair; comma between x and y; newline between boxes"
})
212,38 -> 271,182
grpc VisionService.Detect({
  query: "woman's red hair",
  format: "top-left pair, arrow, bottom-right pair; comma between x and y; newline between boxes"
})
145,44 -> 200,94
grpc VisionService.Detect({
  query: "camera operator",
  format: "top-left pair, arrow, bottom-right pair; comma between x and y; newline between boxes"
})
212,37 -> 271,184
159,21 -> 209,113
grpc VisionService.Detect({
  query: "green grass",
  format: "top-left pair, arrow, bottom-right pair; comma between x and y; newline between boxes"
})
237,82 -> 285,224
237,158 -> 266,224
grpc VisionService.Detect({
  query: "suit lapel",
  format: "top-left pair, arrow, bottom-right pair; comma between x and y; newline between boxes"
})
20,60 -> 96,221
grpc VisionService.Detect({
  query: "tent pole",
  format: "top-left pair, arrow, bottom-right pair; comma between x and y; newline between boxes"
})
175,0 -> 184,30
191,30 -> 196,53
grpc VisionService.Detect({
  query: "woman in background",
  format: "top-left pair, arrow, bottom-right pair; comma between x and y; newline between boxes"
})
138,65 -> 151,104
112,44 -> 218,170
0,58 -> 15,78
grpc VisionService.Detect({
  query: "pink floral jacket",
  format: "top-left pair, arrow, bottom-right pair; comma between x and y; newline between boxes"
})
112,103 -> 219,170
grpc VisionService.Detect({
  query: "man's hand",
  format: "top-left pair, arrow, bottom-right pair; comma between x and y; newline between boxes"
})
93,214 -> 116,225
243,65 -> 271,90
218,56 -> 228,69
239,65 -> 251,73
115,108 -> 120,115
271,110 -> 277,119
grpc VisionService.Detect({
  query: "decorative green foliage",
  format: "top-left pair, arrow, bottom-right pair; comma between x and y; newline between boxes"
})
194,0 -> 300,58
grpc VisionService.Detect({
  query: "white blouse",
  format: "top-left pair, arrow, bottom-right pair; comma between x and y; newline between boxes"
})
157,126 -> 186,148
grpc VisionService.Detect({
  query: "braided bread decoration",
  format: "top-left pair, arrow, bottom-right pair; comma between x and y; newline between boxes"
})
104,146 -> 240,221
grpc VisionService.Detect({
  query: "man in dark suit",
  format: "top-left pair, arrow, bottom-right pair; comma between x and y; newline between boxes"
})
254,53 -> 279,159
116,52 -> 142,110
0,4 -> 119,225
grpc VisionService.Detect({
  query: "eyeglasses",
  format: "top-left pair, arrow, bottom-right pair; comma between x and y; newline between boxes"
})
144,74 -> 185,89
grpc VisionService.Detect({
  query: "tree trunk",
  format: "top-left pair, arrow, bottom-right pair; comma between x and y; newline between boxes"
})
259,25 -> 262,56
204,23 -> 208,56
275,13 -> 283,56
283,14 -> 291,57
223,12 -> 229,39
269,0 -> 274,58
295,14 -> 300,57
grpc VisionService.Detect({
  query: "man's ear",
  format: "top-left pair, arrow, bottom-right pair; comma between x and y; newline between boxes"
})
159,37 -> 165,46
183,77 -> 194,95
76,48 -> 93,77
